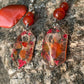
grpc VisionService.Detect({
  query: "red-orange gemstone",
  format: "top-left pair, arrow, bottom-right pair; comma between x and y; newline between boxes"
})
26,12 -> 34,18
13,49 -> 17,56
0,5 -> 27,28
22,42 -> 28,47
19,50 -> 26,59
23,16 -> 34,26
29,41 -> 33,45
53,8 -> 65,20
60,2 -> 69,11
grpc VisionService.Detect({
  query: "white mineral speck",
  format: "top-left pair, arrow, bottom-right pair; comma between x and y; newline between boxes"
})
8,69 -> 16,75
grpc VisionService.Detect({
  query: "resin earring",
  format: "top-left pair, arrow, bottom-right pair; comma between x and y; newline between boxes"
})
41,27 -> 68,67
11,1 -> 36,69
11,29 -> 36,69
41,2 -> 69,67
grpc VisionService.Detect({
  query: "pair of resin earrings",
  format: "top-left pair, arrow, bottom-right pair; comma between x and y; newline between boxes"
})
0,2 -> 69,69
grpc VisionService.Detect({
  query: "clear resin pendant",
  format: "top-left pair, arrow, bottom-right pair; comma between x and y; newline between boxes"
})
11,30 -> 36,69
41,28 -> 68,67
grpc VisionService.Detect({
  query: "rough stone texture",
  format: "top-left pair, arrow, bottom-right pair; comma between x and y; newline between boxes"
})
0,0 -> 84,84
0,57 -> 10,84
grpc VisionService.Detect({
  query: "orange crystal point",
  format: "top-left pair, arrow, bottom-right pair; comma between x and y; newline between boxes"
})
19,50 -> 26,59
42,28 -> 68,67
22,42 -> 28,47
51,42 -> 63,58
11,30 -> 36,69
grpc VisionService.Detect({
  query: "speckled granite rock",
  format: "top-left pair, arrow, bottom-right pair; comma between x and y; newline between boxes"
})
0,0 -> 84,84
0,57 -> 10,84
